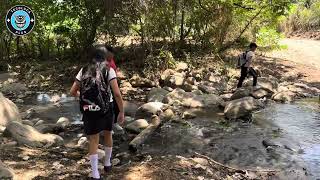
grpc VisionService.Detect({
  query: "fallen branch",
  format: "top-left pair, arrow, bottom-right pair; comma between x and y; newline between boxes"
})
129,115 -> 161,152
194,152 -> 279,173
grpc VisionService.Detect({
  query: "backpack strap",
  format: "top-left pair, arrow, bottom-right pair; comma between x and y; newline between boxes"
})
101,66 -> 109,86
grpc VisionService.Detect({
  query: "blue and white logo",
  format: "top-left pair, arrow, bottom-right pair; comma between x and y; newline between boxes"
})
6,5 -> 35,36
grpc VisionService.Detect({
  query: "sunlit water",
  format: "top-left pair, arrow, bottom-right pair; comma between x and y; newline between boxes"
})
256,98 -> 320,178
26,92 -> 320,178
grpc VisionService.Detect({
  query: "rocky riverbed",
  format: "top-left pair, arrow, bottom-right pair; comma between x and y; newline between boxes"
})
0,57 -> 319,179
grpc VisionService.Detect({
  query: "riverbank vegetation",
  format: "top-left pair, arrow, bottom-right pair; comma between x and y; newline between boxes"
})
1,0 -> 293,69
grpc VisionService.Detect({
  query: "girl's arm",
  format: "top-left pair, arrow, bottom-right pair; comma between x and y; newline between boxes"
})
110,79 -> 124,124
70,81 -> 80,97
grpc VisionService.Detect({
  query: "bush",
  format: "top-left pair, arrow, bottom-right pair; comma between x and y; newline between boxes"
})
256,27 -> 284,49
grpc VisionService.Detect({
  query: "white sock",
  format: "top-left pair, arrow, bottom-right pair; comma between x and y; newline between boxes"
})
89,154 -> 100,179
104,147 -> 112,166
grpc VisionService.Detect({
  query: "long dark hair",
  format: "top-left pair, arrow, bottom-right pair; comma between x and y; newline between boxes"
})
83,44 -> 109,77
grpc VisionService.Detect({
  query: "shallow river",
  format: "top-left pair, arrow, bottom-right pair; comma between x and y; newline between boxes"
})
8,90 -> 320,179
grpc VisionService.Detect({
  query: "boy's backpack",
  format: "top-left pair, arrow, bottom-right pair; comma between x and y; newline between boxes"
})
237,51 -> 248,68
79,64 -> 111,116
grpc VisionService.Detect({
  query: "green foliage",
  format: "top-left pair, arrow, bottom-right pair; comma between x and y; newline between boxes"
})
279,0 -> 320,33
256,27 -> 284,49
0,0 -> 294,63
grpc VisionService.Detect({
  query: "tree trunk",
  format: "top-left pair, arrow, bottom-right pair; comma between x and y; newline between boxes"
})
16,36 -> 20,58
180,6 -> 185,43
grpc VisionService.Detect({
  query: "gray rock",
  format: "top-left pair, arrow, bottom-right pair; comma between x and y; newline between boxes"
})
97,149 -> 105,160
0,93 -> 22,127
56,117 -> 70,128
251,88 -> 270,99
112,158 -> 121,166
15,99 -> 24,103
0,160 -> 14,179
4,121 -> 63,148
198,84 -> 219,94
22,108 -> 35,119
163,88 -> 223,108
22,120 -> 34,126
1,82 -> 28,94
182,83 -> 194,92
77,137 -> 88,149
0,126 -> 5,133
125,116 -> 135,123
272,91 -> 296,103
219,93 -> 233,101
175,62 -> 188,72
262,139 -> 280,148
224,97 -> 264,119
34,120 -> 45,126
163,86 -> 173,92
35,123 -> 64,134
126,119 -> 149,133
130,75 -> 157,88
186,77 -> 196,85
124,101 -> 139,117
147,88 -> 169,102
160,108 -> 175,121
244,77 -> 278,92
135,102 -> 164,120
160,69 -> 186,88
182,111 -> 196,119
160,69 -> 176,83
230,88 -> 250,100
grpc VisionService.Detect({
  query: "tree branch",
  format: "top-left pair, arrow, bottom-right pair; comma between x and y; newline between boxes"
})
220,6 -> 266,52
233,3 -> 255,10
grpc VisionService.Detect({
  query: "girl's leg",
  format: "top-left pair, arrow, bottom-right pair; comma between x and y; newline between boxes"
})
89,134 -> 100,179
103,130 -> 113,168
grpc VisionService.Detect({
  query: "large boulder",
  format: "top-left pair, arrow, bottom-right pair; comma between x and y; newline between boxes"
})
160,69 -> 186,88
160,108 -> 175,121
4,121 -> 63,148
0,82 -> 28,94
160,69 -> 175,83
0,93 -> 21,127
168,73 -> 185,87
0,161 -> 14,179
219,93 -> 233,101
230,88 -> 251,100
124,101 -> 139,117
35,123 -> 65,134
244,77 -> 278,92
147,88 -> 169,102
134,102 -> 164,120
163,88 -> 223,108
56,117 -> 70,128
287,83 -> 320,97
251,88 -> 271,99
272,91 -> 296,102
198,84 -> 219,94
129,75 -> 157,88
125,119 -> 149,133
224,97 -> 264,119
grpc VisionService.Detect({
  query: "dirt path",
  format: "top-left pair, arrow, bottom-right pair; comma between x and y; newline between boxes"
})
270,38 -> 320,69
259,38 -> 320,89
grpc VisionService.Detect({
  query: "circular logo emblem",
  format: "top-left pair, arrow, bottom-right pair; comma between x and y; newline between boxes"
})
5,5 -> 35,36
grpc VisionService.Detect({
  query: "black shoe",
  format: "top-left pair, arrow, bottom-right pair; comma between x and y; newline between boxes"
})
104,166 -> 112,173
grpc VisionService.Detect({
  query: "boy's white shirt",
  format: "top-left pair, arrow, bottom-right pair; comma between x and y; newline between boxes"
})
244,50 -> 255,68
